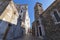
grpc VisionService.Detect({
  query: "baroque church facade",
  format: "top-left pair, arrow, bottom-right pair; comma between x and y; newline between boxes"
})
32,0 -> 60,40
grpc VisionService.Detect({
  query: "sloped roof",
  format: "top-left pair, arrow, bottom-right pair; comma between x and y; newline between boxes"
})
41,0 -> 58,15
0,0 -> 11,15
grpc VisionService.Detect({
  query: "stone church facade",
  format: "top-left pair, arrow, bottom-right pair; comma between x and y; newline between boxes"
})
0,0 -> 29,40
32,0 -> 60,40
15,4 -> 30,34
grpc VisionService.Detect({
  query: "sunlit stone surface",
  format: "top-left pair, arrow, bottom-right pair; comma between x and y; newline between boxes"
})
0,0 -> 24,40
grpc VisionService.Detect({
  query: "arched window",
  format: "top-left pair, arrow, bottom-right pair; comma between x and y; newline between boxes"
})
54,11 -> 60,22
21,10 -> 23,13
36,20 -> 40,25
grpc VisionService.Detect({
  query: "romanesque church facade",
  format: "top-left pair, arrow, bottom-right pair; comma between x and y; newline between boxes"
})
32,0 -> 60,40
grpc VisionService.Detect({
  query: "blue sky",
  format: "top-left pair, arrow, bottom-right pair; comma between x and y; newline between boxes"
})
13,0 -> 55,27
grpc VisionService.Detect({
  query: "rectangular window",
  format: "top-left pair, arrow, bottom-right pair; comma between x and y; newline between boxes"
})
21,10 -> 22,13
39,27 -> 42,36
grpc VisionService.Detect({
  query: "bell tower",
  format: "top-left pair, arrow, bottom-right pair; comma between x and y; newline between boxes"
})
34,2 -> 43,20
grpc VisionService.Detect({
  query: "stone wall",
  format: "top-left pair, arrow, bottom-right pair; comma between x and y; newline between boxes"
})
41,0 -> 60,40
32,21 -> 36,36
